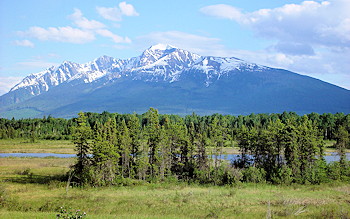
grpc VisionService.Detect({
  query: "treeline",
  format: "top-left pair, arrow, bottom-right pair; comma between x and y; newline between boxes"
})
1,111 -> 349,142
0,116 -> 73,140
70,109 -> 350,186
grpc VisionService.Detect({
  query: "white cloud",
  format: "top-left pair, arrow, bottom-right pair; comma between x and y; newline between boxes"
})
119,2 -> 139,17
200,4 -> 242,20
95,29 -> 131,43
97,2 -> 139,22
201,0 -> 350,51
14,39 -> 34,48
69,9 -> 106,30
19,9 -> 132,45
21,26 -> 95,44
199,0 -> 350,89
97,7 -> 122,22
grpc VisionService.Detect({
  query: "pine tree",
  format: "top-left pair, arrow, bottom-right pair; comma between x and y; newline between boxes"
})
72,112 -> 92,183
297,116 -> 324,183
145,108 -> 161,178
334,125 -> 349,169
118,120 -> 132,177
127,113 -> 141,178
283,120 -> 300,178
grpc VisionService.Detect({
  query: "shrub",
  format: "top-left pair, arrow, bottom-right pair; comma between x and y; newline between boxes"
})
220,166 -> 243,185
271,166 -> 293,185
304,159 -> 328,184
327,162 -> 342,181
242,167 -> 266,183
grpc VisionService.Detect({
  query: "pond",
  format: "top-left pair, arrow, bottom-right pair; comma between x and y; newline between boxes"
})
0,152 -> 349,163
214,152 -> 350,164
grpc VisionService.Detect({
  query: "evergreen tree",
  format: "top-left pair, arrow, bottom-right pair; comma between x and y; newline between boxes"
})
91,121 -> 119,185
127,113 -> 142,178
209,116 -> 224,183
283,120 -> 300,178
72,112 -> 92,183
118,120 -> 132,177
334,125 -> 349,169
145,108 -> 161,178
297,116 -> 324,183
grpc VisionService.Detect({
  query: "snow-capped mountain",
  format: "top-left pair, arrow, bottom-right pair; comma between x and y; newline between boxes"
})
1,44 -> 349,118
10,56 -> 122,96
7,44 -> 265,100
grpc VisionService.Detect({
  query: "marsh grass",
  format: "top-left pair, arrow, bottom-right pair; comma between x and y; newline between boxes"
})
0,153 -> 350,218
0,139 -> 75,154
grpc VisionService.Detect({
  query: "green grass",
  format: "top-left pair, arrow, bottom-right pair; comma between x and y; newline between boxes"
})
0,139 -> 75,154
1,139 -> 348,155
1,156 -> 350,218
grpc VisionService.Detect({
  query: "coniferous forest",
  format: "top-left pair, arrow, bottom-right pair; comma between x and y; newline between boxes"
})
1,108 -> 349,185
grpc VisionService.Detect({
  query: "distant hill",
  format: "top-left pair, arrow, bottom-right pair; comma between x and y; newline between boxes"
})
1,44 -> 349,118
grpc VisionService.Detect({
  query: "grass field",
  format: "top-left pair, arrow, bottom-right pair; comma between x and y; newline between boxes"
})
0,156 -> 349,218
0,139 -> 349,218
0,139 -> 347,155
0,139 -> 75,154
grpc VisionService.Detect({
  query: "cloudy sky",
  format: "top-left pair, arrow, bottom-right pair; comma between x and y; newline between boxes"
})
1,0 -> 349,95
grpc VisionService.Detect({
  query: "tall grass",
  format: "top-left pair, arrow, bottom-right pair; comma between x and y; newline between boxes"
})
0,155 -> 349,218
0,139 -> 75,154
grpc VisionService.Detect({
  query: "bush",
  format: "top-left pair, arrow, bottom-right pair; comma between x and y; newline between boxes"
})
220,166 -> 242,185
271,166 -> 293,185
304,159 -> 328,184
242,167 -> 266,183
327,162 -> 342,181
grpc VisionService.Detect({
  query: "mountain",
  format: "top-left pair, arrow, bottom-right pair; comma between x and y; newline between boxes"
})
1,44 -> 350,118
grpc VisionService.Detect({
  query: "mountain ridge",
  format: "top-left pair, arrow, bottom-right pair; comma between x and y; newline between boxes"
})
1,44 -> 350,118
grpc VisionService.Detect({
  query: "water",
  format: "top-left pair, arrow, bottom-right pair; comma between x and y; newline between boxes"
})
0,152 -> 349,163
213,152 -> 350,163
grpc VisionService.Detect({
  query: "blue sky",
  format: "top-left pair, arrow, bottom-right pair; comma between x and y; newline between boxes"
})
1,0 -> 349,95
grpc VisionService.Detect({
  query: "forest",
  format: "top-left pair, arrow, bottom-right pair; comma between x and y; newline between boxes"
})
0,109 -> 349,186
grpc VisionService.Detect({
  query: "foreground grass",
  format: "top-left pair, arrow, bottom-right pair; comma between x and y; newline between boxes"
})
0,139 -> 75,154
1,157 -> 350,218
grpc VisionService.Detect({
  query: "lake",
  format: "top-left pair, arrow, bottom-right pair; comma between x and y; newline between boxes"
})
214,152 -> 350,163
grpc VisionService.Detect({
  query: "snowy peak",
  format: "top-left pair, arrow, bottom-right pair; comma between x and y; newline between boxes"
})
138,44 -> 179,66
138,45 -> 200,68
4,44 -> 265,105
94,55 -> 115,68
148,43 -> 177,51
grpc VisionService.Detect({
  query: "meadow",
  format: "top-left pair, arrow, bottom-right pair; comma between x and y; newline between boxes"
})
0,139 -> 344,155
0,139 -> 75,154
0,140 -> 349,218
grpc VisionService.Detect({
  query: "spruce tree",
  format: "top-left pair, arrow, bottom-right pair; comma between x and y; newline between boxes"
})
145,108 -> 161,178
72,112 -> 92,183
334,125 -> 349,169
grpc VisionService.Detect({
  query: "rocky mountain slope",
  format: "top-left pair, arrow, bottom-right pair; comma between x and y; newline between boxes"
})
1,44 -> 349,118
